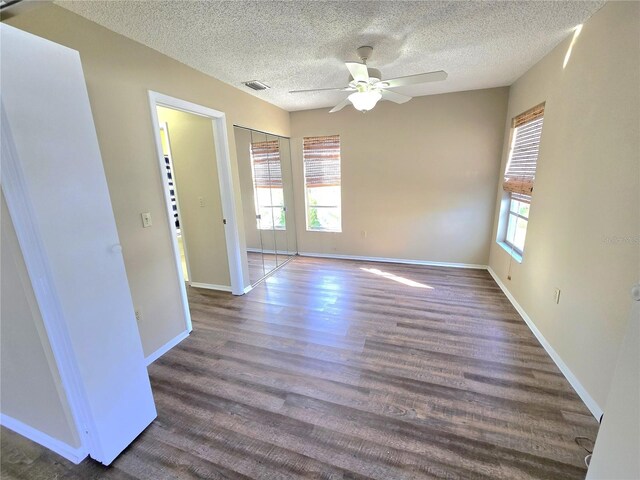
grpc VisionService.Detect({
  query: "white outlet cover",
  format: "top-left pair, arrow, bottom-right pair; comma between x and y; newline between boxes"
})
141,212 -> 152,228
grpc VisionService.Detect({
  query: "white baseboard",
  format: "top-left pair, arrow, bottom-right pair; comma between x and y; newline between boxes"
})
246,247 -> 297,255
487,267 -> 603,420
243,285 -> 253,294
145,329 -> 189,366
298,251 -> 487,270
0,413 -> 87,464
188,282 -> 232,292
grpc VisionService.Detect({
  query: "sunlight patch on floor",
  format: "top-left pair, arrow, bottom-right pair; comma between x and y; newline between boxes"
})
360,267 -> 433,289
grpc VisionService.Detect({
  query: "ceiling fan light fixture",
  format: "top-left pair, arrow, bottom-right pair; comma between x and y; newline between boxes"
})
348,90 -> 382,112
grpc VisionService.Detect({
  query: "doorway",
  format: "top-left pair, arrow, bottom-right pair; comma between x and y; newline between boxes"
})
155,106 -> 233,294
147,92 -> 246,339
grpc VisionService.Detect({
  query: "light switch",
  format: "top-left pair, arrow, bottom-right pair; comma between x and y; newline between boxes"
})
141,212 -> 152,228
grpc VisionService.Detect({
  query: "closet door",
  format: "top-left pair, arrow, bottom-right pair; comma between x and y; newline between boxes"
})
276,136 -> 297,262
265,133 -> 286,266
251,130 -> 278,275
1,24 -> 156,465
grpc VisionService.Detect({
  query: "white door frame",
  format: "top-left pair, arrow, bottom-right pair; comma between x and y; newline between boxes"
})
147,92 -> 246,310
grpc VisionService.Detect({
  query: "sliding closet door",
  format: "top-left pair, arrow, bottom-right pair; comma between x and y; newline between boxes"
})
0,24 -> 155,465
264,133 -> 287,267
235,126 -> 297,285
277,136 -> 297,262
251,130 -> 278,274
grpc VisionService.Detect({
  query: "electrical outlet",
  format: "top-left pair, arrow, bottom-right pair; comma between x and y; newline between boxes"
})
141,212 -> 152,228
554,288 -> 561,304
135,310 -> 142,322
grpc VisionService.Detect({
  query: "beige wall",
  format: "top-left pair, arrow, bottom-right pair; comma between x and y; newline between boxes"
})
157,107 -> 230,287
5,4 -> 290,356
488,1 -> 640,411
1,193 -> 80,448
290,88 -> 509,265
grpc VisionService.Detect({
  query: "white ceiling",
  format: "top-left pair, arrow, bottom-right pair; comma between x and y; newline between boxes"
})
56,0 -> 605,112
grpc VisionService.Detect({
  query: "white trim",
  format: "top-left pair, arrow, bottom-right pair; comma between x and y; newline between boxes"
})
487,267 -> 603,419
243,285 -> 254,294
0,104 -> 98,458
148,92 -> 247,310
211,113 -> 246,296
247,247 -> 297,255
496,241 -> 523,263
0,413 -> 87,465
189,282 -> 232,292
147,96 -> 193,333
298,252 -> 487,270
145,330 -> 189,366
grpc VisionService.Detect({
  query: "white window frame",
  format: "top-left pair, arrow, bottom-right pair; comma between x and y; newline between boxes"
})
498,105 -> 544,261
504,197 -> 529,256
302,137 -> 342,233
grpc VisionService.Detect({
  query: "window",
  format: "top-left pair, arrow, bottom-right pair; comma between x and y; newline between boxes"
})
505,197 -> 530,253
303,135 -> 341,232
250,140 -> 285,230
501,103 -> 544,256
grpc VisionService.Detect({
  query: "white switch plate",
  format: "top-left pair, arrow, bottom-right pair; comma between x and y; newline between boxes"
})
554,288 -> 561,304
141,212 -> 152,228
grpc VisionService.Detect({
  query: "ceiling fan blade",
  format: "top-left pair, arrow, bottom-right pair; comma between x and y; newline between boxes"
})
345,62 -> 369,83
329,98 -> 351,113
382,70 -> 448,88
381,90 -> 412,104
289,86 -> 353,94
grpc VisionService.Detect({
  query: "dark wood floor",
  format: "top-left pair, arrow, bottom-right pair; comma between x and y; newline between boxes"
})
1,257 -> 599,479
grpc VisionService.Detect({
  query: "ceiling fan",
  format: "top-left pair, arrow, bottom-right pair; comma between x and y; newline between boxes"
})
289,46 -> 447,113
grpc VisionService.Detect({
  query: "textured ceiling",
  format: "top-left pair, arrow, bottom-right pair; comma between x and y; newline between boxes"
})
56,0 -> 605,112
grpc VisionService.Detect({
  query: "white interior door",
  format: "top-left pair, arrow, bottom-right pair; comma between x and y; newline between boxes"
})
586,293 -> 640,479
0,24 -> 156,465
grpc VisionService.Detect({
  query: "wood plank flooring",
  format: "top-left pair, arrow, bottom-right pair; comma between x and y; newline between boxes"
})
1,257 -> 599,479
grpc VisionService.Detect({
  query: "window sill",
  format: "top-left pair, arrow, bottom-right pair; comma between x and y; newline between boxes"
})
306,228 -> 341,233
497,241 -> 523,263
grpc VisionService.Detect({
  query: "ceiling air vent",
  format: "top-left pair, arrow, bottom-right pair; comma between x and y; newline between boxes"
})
242,80 -> 270,91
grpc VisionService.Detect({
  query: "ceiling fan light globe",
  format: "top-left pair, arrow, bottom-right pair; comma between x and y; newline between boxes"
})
348,90 -> 382,112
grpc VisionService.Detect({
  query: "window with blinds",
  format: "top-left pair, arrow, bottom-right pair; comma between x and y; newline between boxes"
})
303,135 -> 341,232
503,103 -> 545,202
250,140 -> 285,230
501,103 -> 545,256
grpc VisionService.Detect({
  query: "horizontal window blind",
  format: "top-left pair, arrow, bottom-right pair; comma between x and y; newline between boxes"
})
303,135 -> 341,187
510,192 -> 532,204
250,140 -> 282,188
503,103 -> 545,200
